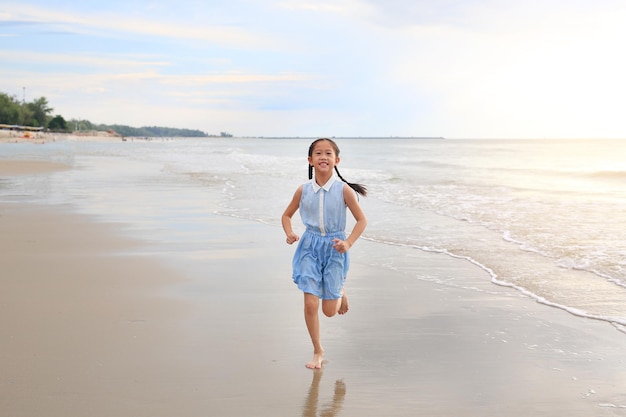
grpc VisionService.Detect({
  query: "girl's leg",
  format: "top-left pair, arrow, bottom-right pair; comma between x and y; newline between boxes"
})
321,289 -> 348,317
304,293 -> 324,369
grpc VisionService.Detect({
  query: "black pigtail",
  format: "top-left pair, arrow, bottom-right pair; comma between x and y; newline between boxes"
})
335,167 -> 367,197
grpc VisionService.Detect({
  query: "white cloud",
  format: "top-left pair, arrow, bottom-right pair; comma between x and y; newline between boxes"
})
276,0 -> 347,13
0,3 -> 282,49
158,71 -> 314,86
0,50 -> 170,68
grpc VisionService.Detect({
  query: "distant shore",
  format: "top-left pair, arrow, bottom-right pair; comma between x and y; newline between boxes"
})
0,129 -> 123,144
1,130 -> 446,143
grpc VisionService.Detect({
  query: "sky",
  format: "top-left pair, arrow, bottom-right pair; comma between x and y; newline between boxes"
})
2,0 -> 626,138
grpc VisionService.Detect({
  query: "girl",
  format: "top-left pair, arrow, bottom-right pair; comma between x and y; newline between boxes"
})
282,138 -> 367,369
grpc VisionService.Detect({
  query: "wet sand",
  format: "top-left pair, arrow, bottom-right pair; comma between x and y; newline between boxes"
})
0,159 -> 70,175
1,158 -> 626,416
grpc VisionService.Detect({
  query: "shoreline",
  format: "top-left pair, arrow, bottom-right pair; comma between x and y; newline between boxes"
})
2,158 -> 626,416
0,129 -> 123,144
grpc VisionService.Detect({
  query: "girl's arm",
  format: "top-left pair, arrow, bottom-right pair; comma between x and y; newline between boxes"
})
332,184 -> 367,253
282,185 -> 303,245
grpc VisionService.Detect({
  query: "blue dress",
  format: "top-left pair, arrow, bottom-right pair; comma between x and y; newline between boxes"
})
292,176 -> 350,300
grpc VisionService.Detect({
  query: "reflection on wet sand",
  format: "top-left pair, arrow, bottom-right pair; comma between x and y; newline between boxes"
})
302,370 -> 346,417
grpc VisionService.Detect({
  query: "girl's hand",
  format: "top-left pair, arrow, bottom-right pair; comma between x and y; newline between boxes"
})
286,233 -> 300,245
332,238 -> 351,253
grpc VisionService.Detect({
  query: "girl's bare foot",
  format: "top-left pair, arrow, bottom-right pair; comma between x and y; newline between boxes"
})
338,291 -> 349,315
306,351 -> 325,369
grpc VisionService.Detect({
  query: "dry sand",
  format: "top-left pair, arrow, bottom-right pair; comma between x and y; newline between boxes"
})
2,158 -> 626,416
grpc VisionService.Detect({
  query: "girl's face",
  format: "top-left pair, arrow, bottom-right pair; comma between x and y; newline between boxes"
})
308,140 -> 340,175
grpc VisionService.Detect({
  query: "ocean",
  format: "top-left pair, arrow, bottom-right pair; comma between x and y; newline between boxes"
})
2,137 -> 625,332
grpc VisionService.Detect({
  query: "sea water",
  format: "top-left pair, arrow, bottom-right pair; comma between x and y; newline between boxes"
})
2,137 -> 625,331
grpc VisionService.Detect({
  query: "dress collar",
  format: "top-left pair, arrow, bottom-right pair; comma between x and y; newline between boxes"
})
311,176 -> 337,193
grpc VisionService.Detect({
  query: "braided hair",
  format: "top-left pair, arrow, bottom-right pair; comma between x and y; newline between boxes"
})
307,138 -> 367,197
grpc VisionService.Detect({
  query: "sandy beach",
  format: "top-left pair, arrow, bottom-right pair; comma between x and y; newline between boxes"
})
2,156 -> 626,416
0,129 -> 123,145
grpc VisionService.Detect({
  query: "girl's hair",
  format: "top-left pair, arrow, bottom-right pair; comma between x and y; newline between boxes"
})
308,138 -> 367,197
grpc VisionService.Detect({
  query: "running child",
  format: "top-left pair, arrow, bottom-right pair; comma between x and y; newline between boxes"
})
281,138 -> 367,369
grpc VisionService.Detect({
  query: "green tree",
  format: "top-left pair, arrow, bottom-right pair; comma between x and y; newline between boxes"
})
48,115 -> 68,131
27,97 -> 53,127
20,105 -> 34,126
0,92 -> 21,124
67,118 -> 94,131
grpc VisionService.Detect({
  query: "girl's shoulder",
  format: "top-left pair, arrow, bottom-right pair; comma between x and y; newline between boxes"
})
342,182 -> 359,201
300,180 -> 312,192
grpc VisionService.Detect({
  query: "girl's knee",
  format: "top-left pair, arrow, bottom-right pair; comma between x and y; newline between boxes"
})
322,309 -> 337,318
321,300 -> 340,317
304,294 -> 319,315
305,303 -> 318,316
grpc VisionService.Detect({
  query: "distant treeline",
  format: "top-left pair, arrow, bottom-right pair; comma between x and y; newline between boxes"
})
1,90 -> 222,137
71,120 -> 209,138
108,125 -> 209,138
